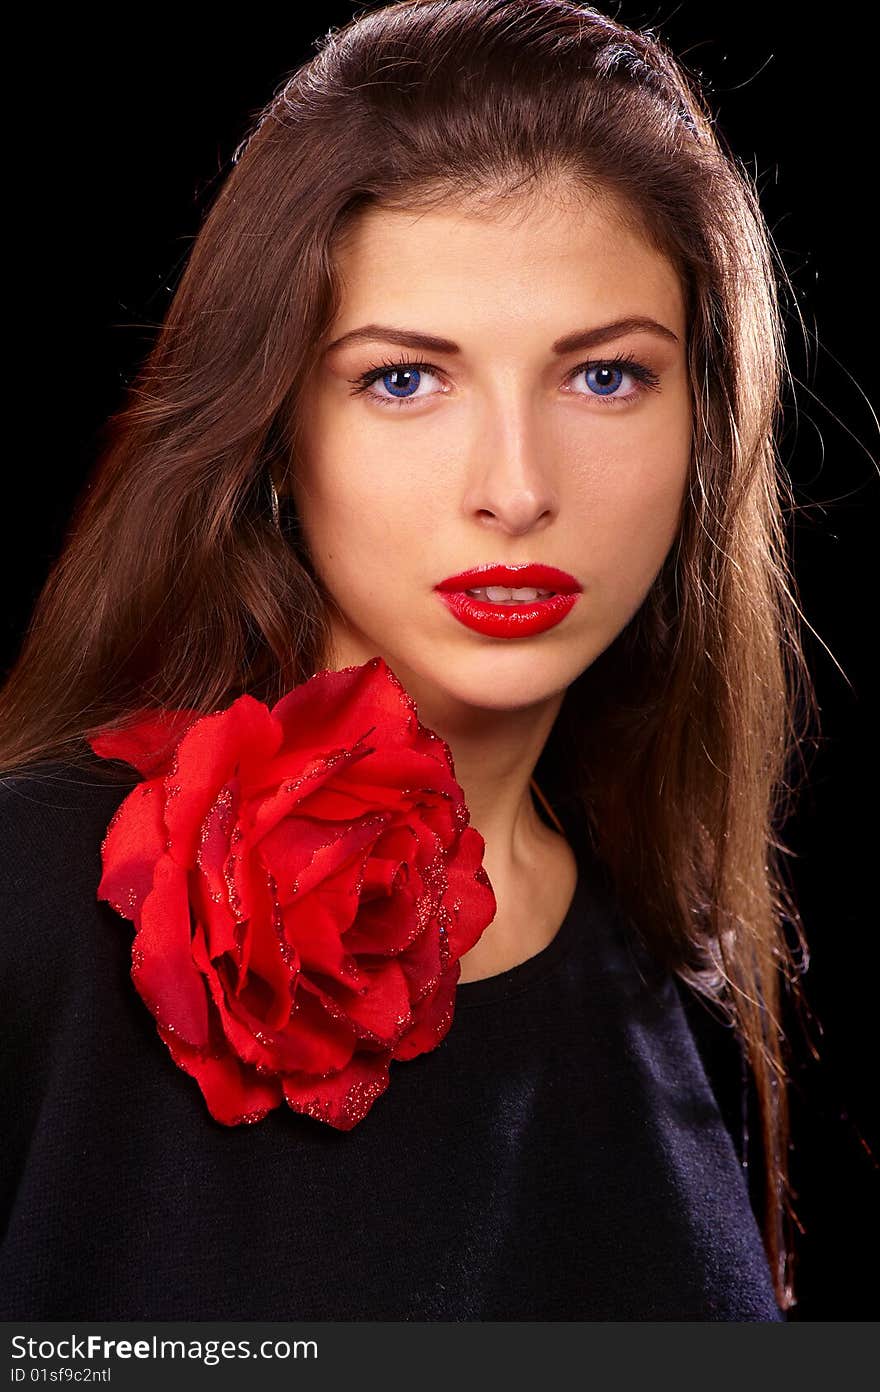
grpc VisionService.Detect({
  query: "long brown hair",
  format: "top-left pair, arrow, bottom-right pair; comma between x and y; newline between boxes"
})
0,0 -> 818,1311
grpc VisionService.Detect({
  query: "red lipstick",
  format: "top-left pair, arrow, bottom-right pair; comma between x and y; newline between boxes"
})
434,563 -> 582,639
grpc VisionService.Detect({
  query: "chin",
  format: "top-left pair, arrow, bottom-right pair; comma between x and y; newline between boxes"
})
415,663 -> 571,719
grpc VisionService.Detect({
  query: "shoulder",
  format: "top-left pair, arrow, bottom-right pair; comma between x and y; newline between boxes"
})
0,761 -> 144,1196
1,756 -> 138,861
0,758 -> 140,950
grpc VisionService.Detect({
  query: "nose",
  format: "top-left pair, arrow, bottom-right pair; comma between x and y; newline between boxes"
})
462,391 -> 558,535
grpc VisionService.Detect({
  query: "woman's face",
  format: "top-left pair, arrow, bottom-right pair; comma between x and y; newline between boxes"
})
292,181 -> 691,726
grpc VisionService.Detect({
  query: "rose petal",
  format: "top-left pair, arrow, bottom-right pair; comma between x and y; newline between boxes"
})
236,862 -> 300,1020
359,827 -> 414,896
192,928 -> 358,1076
331,746 -> 462,804
190,859 -> 239,961
286,780 -> 395,823
271,658 -> 398,755
343,877 -> 425,956
258,812 -> 362,904
392,964 -> 459,1061
157,1022 -> 283,1125
314,956 -> 413,1047
133,855 -> 210,1049
265,814 -> 387,903
164,696 -> 281,867
248,738 -> 376,837
438,825 -> 497,961
96,780 -> 167,927
415,792 -> 467,848
282,1048 -> 391,1130
89,707 -> 203,779
394,912 -> 444,999
194,776 -> 252,929
280,878 -> 362,985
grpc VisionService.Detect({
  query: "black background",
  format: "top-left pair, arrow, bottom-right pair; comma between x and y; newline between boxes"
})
5,2 -> 877,1319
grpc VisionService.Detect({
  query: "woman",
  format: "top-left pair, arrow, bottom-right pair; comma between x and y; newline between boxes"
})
0,0 -> 815,1319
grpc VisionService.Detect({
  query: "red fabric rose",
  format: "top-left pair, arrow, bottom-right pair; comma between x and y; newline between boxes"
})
87,657 -> 496,1130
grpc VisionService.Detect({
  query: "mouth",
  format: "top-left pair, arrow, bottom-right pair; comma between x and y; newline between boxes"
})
435,563 -> 581,597
433,564 -> 582,639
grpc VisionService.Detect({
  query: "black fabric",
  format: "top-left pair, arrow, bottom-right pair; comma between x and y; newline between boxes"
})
0,761 -> 784,1321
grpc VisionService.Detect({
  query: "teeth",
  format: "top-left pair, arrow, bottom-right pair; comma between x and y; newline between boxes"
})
465,586 -> 556,602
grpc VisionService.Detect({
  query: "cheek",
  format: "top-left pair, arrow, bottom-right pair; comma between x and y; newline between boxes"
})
294,396 -> 448,549
576,404 -> 691,601
295,460 -> 428,561
291,433 -> 432,602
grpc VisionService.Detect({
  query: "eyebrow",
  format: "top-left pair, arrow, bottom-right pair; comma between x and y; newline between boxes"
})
323,315 -> 679,357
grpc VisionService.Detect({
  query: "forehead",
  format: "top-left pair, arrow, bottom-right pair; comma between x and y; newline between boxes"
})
329,180 -> 686,339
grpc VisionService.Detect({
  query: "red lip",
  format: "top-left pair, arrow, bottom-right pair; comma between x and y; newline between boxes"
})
433,563 -> 582,639
435,563 -> 581,593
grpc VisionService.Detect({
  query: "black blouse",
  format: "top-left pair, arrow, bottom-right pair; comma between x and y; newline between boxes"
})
0,763 -> 783,1320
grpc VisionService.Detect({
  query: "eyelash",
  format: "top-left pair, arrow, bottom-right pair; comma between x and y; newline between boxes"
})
346,350 -> 662,410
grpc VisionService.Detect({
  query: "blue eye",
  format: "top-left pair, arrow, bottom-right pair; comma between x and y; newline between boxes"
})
556,354 -> 661,406
584,364 -> 625,396
379,366 -> 422,398
347,359 -> 442,408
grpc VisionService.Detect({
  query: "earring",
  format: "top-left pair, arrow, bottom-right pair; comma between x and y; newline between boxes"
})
269,475 -> 281,532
